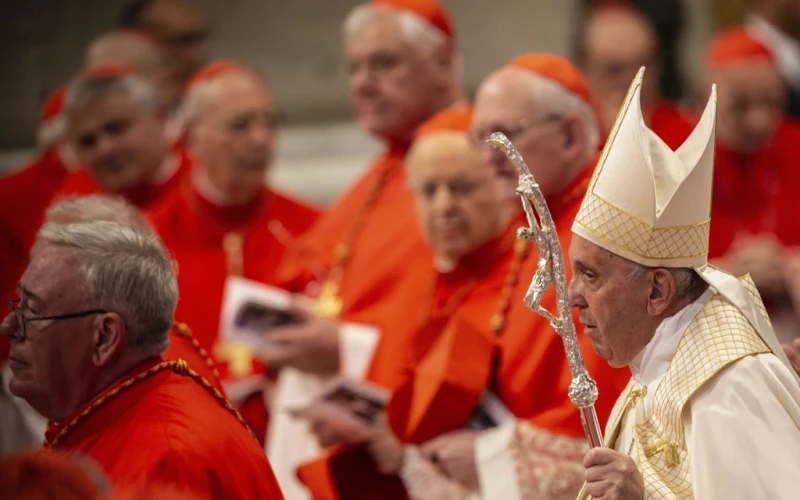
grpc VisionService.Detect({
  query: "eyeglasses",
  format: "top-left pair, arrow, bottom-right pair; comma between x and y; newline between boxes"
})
470,113 -> 562,146
5,297 -> 109,341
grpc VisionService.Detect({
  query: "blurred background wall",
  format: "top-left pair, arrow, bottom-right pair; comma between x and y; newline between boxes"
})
0,0 -> 722,204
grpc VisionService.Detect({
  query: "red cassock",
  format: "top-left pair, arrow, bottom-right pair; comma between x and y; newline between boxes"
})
385,166 -> 629,444
149,181 -> 320,357
648,100 -> 696,151
148,181 -> 320,443
708,119 -> 800,258
0,149 -> 70,363
45,357 -> 284,500
276,144 -> 430,327
55,147 -> 192,210
296,214 -> 527,500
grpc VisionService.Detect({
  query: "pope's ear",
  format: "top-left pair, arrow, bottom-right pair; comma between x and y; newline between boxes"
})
646,268 -> 677,316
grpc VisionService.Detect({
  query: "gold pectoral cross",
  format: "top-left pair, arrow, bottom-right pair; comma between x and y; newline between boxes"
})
315,280 -> 342,318
214,340 -> 254,378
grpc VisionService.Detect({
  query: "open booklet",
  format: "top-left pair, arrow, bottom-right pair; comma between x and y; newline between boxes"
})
290,375 -> 515,443
219,276 -> 306,352
218,276 -> 307,403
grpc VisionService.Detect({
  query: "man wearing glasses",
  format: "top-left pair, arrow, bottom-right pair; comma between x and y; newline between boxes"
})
1,220 -> 284,498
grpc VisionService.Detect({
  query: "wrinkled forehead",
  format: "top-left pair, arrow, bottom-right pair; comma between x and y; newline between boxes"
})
21,243 -> 85,305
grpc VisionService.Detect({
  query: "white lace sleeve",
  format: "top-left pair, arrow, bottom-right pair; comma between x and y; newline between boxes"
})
475,420 -> 587,500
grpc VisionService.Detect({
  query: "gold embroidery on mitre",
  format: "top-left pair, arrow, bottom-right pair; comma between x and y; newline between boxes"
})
632,283 -> 770,499
573,194 -> 710,262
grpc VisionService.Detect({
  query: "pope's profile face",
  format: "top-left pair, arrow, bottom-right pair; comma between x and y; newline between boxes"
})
1,243 -> 98,421
713,62 -> 785,154
68,90 -> 169,193
189,71 -> 276,203
567,235 -> 653,368
408,133 -> 509,263
345,10 -> 447,143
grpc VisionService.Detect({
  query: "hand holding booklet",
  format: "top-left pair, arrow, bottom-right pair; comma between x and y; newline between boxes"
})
219,276 -> 307,352
290,376 -> 390,444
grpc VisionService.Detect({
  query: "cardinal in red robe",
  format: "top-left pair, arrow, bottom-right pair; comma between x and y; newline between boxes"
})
149,61 -> 320,442
296,103 -> 536,498
578,2 -> 695,149
3,220 -> 284,500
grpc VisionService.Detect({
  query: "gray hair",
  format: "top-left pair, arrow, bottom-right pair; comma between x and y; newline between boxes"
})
629,263 -> 708,302
344,3 -> 448,57
46,195 -> 153,234
65,72 -> 160,117
36,221 -> 178,356
528,72 -> 600,160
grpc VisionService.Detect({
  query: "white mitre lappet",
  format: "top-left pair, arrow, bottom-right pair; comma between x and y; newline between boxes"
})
571,66 -> 799,382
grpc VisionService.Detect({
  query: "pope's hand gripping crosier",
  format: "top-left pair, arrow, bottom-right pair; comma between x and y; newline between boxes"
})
487,132 -> 604,449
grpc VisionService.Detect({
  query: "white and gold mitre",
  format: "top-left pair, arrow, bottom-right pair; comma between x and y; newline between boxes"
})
572,67 -> 716,268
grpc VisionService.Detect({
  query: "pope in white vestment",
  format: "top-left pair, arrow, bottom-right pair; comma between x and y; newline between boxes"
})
567,67 -> 800,500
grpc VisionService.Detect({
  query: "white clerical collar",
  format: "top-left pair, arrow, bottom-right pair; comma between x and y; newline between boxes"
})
629,287 -> 716,386
747,15 -> 800,90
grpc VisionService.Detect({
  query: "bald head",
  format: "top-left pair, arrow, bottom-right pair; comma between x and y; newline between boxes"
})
85,31 -> 178,109
580,7 -> 659,128
408,131 -> 508,264
184,67 -> 276,203
473,65 -> 598,203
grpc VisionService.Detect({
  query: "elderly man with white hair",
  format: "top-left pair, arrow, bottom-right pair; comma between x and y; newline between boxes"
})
56,66 -> 191,208
148,61 -> 319,443
1,194 -> 222,456
0,220 -> 284,498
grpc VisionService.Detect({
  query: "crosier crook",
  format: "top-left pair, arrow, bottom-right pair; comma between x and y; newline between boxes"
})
488,132 -> 603,449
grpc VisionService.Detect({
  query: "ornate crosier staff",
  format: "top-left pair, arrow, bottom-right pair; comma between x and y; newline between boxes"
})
488,132 -> 603,449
